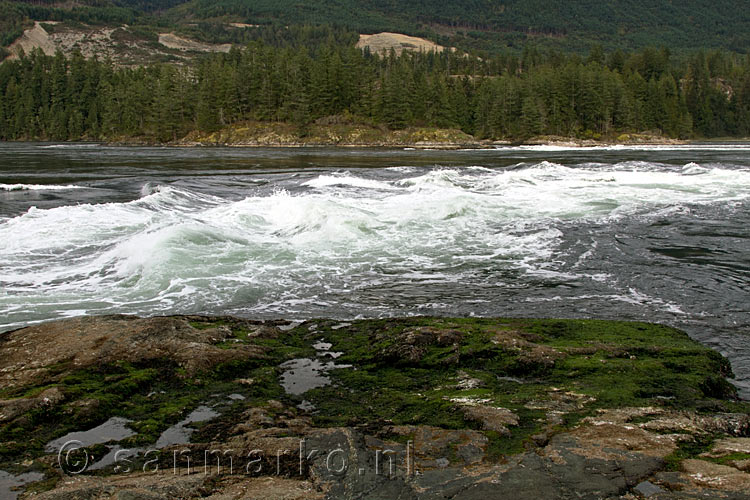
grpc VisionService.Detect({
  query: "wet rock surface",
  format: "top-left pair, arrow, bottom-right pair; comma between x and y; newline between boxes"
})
0,315 -> 748,499
0,315 -> 269,390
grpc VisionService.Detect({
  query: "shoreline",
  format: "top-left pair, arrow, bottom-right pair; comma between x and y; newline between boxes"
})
3,123 -> 704,149
133,130 -> 691,149
75,137 -> 691,150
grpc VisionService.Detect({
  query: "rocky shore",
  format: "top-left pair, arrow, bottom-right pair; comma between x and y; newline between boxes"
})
1,315 -> 749,499
103,121 -> 687,149
174,122 -> 482,149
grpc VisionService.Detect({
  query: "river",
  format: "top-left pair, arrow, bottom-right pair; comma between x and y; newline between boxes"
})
1,142 -> 748,396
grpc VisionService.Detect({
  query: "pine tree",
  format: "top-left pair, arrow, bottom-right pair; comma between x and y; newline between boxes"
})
521,95 -> 543,137
49,51 -> 69,139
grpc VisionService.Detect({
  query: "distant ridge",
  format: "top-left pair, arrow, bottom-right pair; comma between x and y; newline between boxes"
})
2,0 -> 748,56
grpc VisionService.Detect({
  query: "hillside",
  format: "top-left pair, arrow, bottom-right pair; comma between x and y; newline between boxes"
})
1,0 -> 748,59
167,0 -> 749,53
356,32 -> 449,56
2,0 -> 749,142
4,21 -> 232,65
2,35 -> 749,142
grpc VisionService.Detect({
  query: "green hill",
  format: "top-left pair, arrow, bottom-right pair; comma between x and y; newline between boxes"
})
2,0 -> 748,56
168,0 -> 749,53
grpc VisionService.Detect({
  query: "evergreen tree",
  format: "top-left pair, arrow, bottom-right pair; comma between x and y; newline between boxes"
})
0,41 -> 748,142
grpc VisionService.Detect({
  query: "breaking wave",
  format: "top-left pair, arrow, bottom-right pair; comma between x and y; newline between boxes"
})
500,144 -> 750,152
1,184 -> 84,191
1,160 -> 749,330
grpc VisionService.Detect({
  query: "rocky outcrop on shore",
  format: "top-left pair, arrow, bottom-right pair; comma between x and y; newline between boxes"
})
1,315 -> 748,499
174,121 -> 482,149
107,122 -> 690,149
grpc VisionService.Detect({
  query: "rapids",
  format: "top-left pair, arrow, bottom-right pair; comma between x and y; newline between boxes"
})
1,142 -> 748,396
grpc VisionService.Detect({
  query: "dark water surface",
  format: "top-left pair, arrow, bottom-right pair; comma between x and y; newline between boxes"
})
1,142 -> 749,396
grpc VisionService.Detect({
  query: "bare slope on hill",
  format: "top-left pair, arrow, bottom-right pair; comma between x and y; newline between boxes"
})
6,22 -> 58,59
356,31 -> 449,55
6,25 -> 448,63
157,33 -> 231,52
6,21 -> 119,60
5,22 -> 233,65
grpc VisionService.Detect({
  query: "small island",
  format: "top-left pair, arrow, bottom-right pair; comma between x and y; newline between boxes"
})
2,315 -> 749,499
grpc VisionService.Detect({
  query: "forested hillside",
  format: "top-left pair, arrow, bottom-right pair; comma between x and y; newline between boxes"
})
2,0 -> 749,57
171,0 -> 749,53
1,1 -> 749,142
2,37 -> 748,142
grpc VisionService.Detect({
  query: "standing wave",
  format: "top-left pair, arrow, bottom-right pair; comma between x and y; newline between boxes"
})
1,162 -> 749,330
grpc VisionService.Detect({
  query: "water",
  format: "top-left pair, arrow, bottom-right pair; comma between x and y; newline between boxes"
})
154,405 -> 220,448
45,416 -> 135,452
0,470 -> 44,500
280,339 -> 351,396
82,405 -> 220,470
1,142 -> 749,396
45,416 -> 136,472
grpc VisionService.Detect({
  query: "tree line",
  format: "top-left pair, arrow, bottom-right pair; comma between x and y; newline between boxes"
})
1,40 -> 749,142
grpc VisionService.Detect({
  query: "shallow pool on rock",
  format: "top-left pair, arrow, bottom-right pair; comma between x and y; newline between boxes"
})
0,470 -> 45,500
44,416 -> 135,453
280,340 -> 352,395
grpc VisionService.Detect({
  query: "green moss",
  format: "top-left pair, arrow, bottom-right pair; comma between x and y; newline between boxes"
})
707,452 -> 750,466
484,408 -> 547,460
211,358 -> 266,379
663,435 -> 717,471
1,316 -> 745,472
0,361 -> 185,465
0,313 -> 313,469
307,364 -> 463,428
22,473 -> 58,494
298,317 -> 744,463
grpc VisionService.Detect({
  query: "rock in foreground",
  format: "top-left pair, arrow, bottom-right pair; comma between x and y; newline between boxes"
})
1,316 -> 749,499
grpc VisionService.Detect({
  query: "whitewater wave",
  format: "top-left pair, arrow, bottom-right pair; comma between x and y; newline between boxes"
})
498,144 -> 750,152
526,289 -> 686,315
39,144 -> 100,149
385,166 -> 418,173
302,174 -> 396,191
0,161 -> 748,330
1,184 -> 84,191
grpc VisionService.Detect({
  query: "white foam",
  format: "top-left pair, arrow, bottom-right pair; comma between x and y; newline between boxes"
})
527,290 -> 686,315
0,161 -> 747,324
681,162 -> 710,175
302,174 -> 396,190
0,183 -> 84,191
497,144 -> 750,152
39,144 -> 100,149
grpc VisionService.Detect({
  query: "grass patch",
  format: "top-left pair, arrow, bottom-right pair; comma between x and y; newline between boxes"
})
707,452 -> 750,466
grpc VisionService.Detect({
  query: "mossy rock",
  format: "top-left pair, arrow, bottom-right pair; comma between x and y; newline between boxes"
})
0,315 -> 745,477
